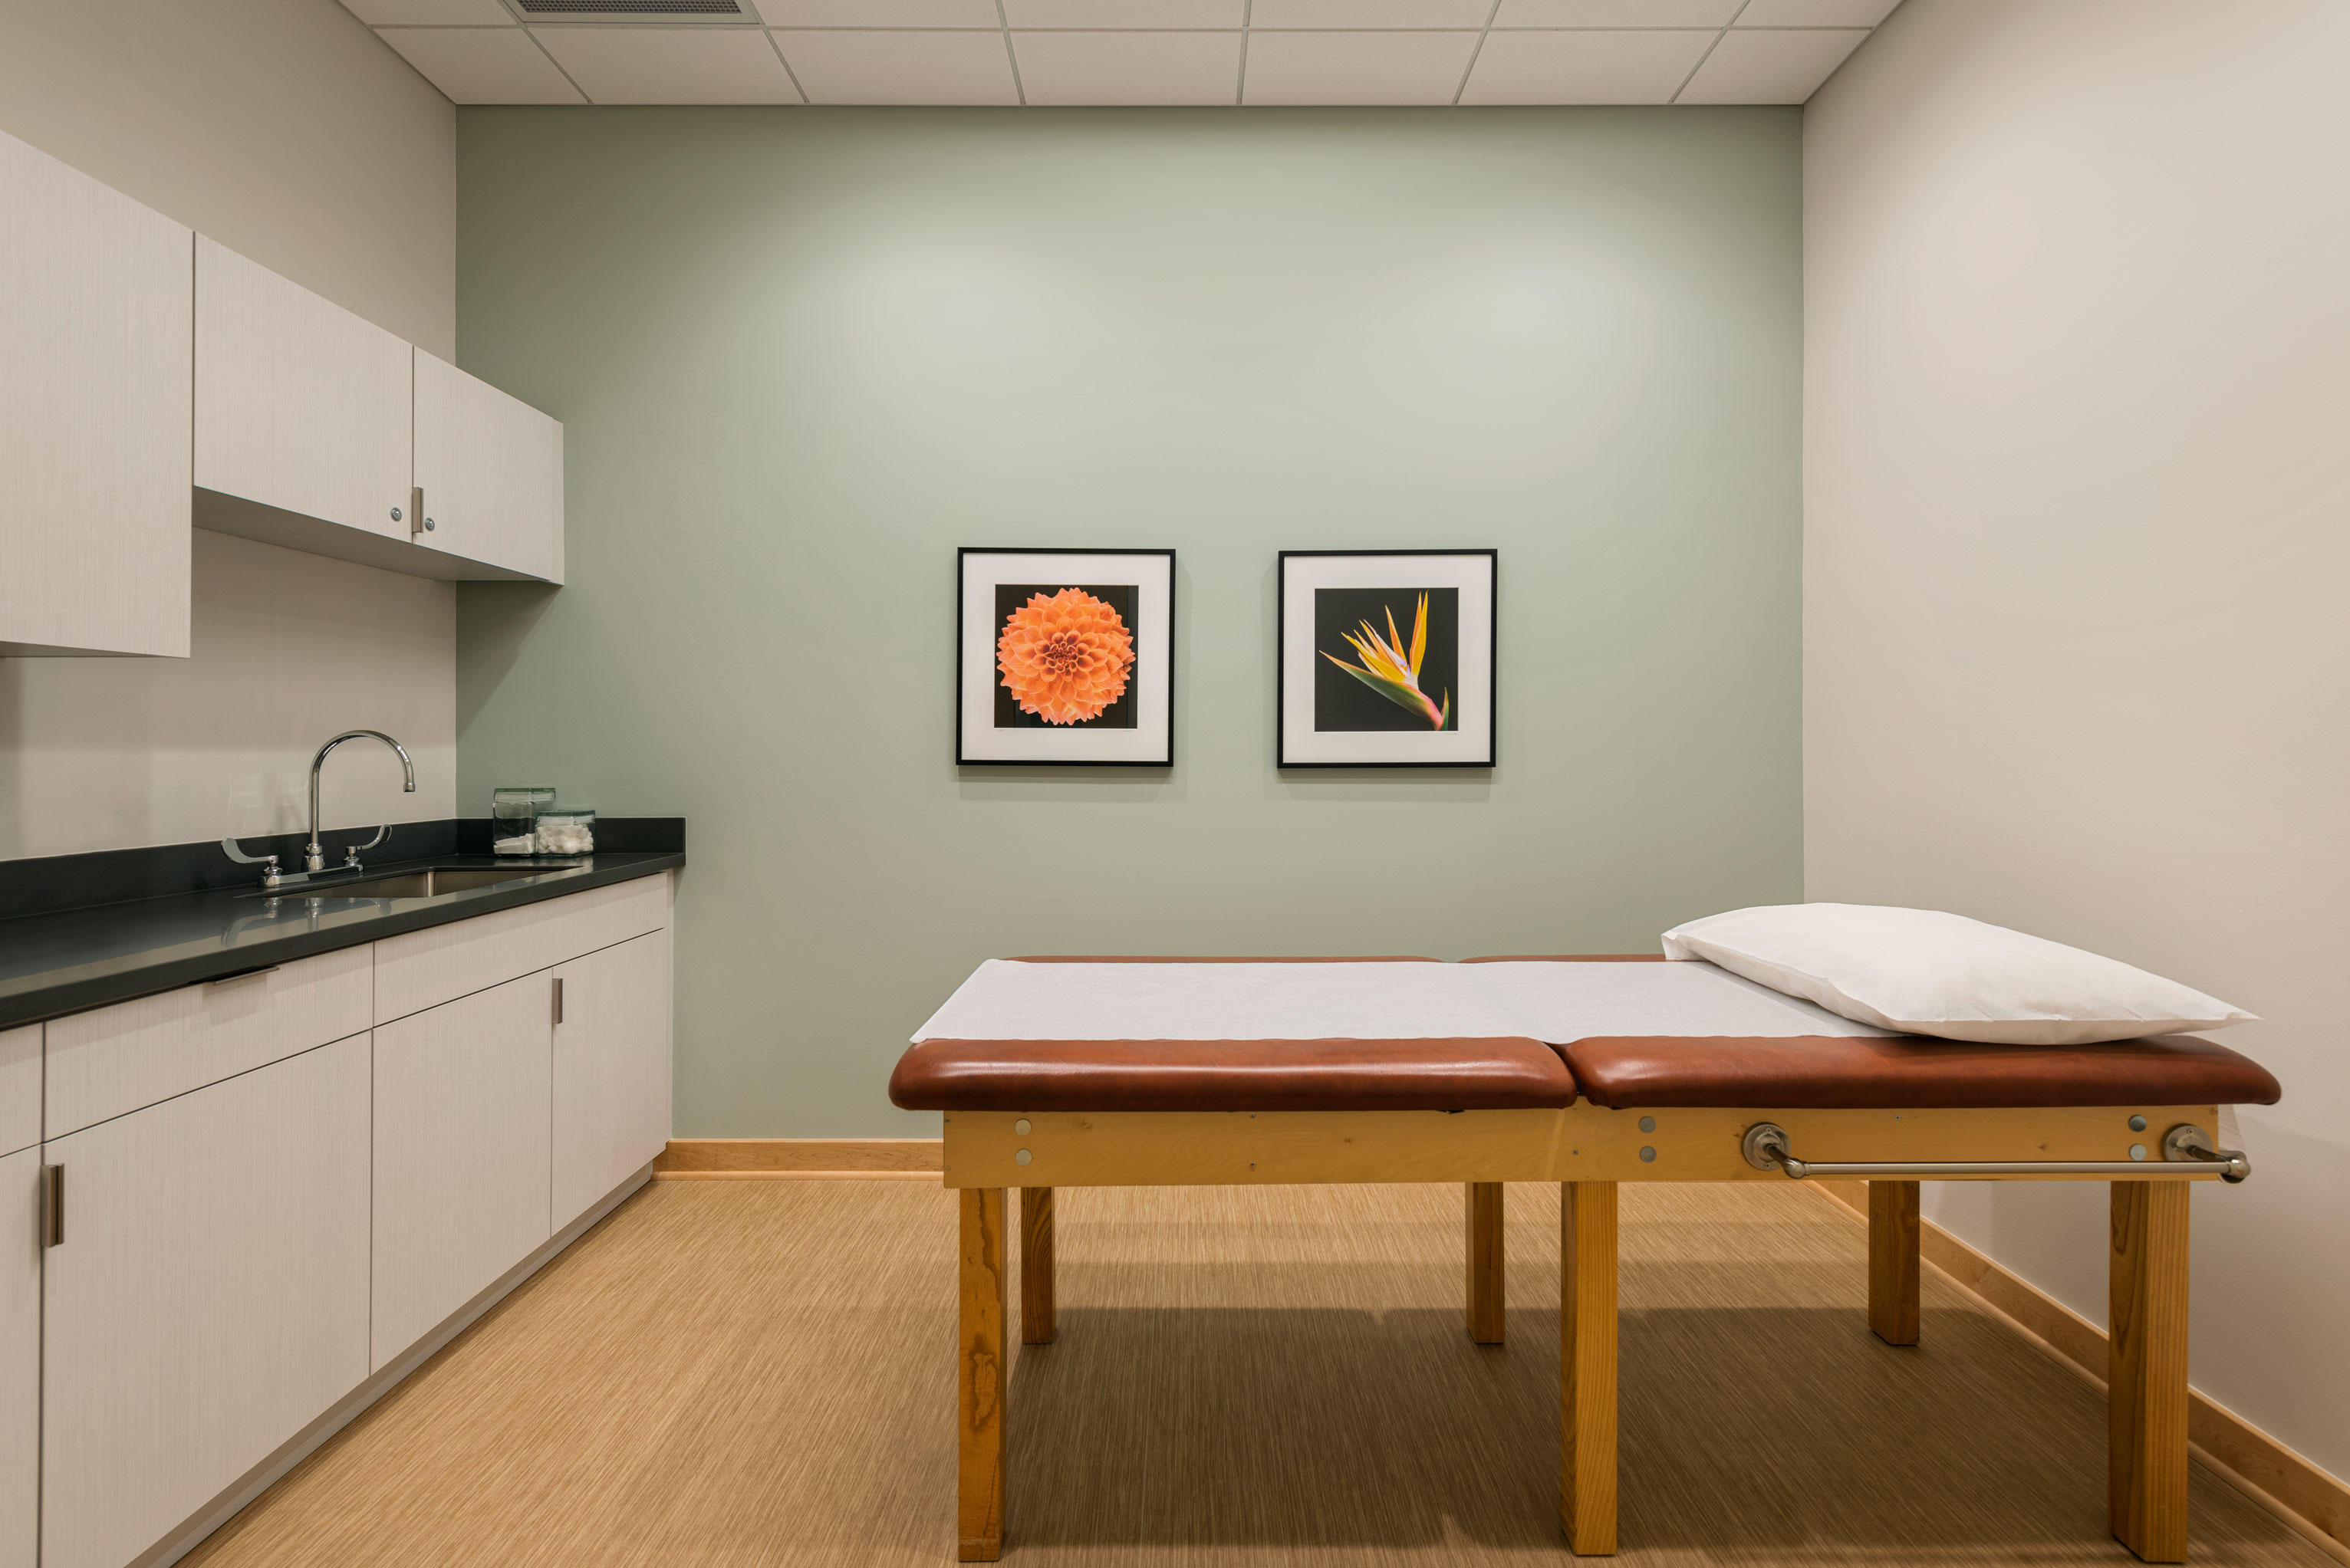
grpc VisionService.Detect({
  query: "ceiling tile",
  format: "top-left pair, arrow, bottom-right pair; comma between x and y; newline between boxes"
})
1005,0 -> 1244,26
376,26 -> 585,102
778,29 -> 1022,104
1249,0 -> 1491,28
1242,30 -> 1478,104
1735,0 -> 1900,24
1462,28 -> 1708,104
1676,26 -> 1866,101
755,0 -> 1000,23
344,0 -> 512,23
1493,0 -> 1736,23
1013,30 -> 1241,103
534,27 -> 801,104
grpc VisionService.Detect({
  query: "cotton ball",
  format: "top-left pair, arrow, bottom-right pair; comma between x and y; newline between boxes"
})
537,820 -> 593,854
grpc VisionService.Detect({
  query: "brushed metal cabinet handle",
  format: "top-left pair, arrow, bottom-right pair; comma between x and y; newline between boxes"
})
41,1165 -> 63,1248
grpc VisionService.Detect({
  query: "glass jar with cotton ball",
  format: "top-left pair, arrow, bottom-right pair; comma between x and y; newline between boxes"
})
534,807 -> 596,856
491,787 -> 555,856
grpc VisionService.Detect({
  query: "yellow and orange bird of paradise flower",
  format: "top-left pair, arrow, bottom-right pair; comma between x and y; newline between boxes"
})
1321,593 -> 1450,730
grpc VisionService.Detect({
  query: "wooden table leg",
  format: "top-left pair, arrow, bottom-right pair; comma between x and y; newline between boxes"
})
1021,1186 -> 1056,1346
1561,1181 -> 1618,1556
960,1188 -> 1006,1562
2110,1180 -> 2190,1563
1467,1182 -> 1506,1345
1868,1179 -> 1920,1346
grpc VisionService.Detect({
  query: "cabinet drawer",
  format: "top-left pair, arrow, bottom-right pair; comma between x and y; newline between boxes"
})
374,874 -> 670,1025
44,946 -> 373,1139
0,1025 -> 35,1158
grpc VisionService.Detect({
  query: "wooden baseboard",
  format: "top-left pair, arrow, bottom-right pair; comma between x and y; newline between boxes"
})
653,1138 -> 944,1177
1812,1181 -> 2350,1563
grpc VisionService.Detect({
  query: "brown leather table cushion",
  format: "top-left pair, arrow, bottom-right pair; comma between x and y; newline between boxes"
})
889,1037 -> 1577,1113
1562,1033 -> 2284,1110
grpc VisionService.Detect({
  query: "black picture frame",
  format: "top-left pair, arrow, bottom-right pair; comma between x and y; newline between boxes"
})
1276,549 -> 1497,768
957,547 -> 1176,768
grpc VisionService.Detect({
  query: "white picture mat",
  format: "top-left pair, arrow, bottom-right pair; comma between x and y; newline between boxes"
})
960,552 -> 1171,764
1281,554 -> 1493,765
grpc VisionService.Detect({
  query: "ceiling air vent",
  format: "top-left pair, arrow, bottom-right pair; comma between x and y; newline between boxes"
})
505,0 -> 757,19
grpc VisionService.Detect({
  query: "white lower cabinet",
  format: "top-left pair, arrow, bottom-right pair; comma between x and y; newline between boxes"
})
12,873 -> 673,1567
553,928 -> 673,1229
39,1036 -> 371,1568
2,1147 -> 39,1568
372,974 -> 555,1369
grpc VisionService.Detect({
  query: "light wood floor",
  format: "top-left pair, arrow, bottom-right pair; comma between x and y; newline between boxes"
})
186,1178 -> 2327,1567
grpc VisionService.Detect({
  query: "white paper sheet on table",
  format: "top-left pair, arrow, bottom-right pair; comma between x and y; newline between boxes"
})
911,958 -> 1879,1045
912,962 -> 1521,1043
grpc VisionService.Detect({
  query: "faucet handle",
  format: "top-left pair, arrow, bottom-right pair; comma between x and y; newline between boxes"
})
220,838 -> 284,890
341,824 -> 390,874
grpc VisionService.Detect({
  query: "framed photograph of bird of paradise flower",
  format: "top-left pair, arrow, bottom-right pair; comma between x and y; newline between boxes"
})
1278,550 -> 1496,768
957,547 -> 1175,766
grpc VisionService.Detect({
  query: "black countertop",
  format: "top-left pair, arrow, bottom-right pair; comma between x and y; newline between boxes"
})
0,852 -> 685,1030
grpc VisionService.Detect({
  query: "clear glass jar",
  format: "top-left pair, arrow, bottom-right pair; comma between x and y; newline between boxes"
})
535,807 -> 596,856
491,787 -> 555,856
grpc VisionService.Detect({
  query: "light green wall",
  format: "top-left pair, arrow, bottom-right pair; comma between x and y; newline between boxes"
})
455,107 -> 1802,1139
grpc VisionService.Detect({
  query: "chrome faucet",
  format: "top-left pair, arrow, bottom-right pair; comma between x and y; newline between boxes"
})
305,730 -> 416,873
221,729 -> 419,890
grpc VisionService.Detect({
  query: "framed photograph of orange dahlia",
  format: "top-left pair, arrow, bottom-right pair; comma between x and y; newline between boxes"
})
957,547 -> 1174,766
1278,550 -> 1496,767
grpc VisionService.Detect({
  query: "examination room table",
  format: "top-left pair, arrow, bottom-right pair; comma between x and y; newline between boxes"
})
888,955 -> 2280,1563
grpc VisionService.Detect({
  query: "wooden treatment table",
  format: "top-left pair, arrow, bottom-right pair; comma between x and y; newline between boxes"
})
889,956 -> 2279,1563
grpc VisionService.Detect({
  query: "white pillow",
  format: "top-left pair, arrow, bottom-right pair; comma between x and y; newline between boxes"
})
1659,904 -> 2254,1045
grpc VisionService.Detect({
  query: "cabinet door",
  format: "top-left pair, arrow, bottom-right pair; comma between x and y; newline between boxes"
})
0,129 -> 191,658
553,929 -> 673,1228
0,1024 -> 35,1159
413,348 -> 565,583
2,1149 -> 38,1568
373,974 -> 553,1369
194,235 -> 413,544
40,1037 -> 370,1568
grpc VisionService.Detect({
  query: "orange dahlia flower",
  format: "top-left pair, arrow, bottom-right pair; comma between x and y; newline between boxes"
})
997,588 -> 1135,725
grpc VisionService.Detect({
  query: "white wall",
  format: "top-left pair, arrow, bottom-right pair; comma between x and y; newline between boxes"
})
0,532 -> 454,859
0,0 -> 459,860
1805,0 -> 2350,1483
0,0 -> 455,355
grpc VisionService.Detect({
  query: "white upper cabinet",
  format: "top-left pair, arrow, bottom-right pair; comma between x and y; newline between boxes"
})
414,349 -> 566,584
193,235 -> 414,547
0,129 -> 191,658
5,143 -> 564,623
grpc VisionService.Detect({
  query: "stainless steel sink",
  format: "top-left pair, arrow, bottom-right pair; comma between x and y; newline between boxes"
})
245,862 -> 583,900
